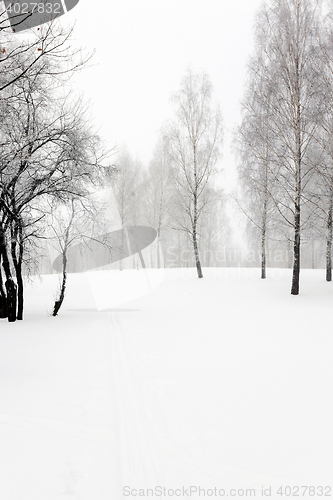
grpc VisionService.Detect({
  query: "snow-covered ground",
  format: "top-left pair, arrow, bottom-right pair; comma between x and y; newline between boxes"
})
0,267 -> 332,499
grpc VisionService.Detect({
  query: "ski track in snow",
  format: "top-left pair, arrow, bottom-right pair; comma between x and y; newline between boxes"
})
107,309 -> 290,499
109,311 -> 161,487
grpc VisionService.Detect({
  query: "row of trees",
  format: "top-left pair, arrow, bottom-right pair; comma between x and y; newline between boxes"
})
113,69 -> 227,279
235,0 -> 333,295
113,140 -> 230,273
0,18 -> 229,322
0,23 -> 109,321
6,0 -> 332,322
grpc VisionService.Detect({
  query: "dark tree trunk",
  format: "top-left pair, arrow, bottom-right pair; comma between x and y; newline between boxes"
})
15,263 -> 24,320
0,229 -> 17,321
53,252 -> 67,316
261,227 -> 266,280
0,259 -> 7,318
11,225 -> 24,320
291,203 -> 301,295
326,191 -> 333,282
291,49 -> 301,297
261,159 -> 269,280
261,195 -> 267,280
193,230 -> 203,278
52,203 -> 77,316
192,189 -> 203,279
5,278 -> 17,322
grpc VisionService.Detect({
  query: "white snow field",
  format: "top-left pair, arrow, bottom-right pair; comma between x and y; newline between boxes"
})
0,267 -> 332,499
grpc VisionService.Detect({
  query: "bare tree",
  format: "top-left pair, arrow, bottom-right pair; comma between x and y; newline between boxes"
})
164,69 -> 223,278
0,39 -> 106,321
235,58 -> 279,279
311,119 -> 333,281
47,196 -> 101,316
248,0 -> 325,294
0,19 -> 91,93
312,8 -> 333,281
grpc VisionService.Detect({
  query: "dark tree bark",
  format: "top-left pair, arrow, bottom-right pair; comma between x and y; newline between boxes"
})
11,223 -> 24,320
261,225 -> 266,280
291,202 -> 301,295
0,257 -> 8,318
53,251 -> 67,317
193,231 -> 203,279
291,44 -> 302,297
16,266 -> 23,320
52,215 -> 73,317
291,101 -> 301,295
261,187 -> 268,280
5,278 -> 17,322
0,228 -> 17,321
193,189 -> 203,278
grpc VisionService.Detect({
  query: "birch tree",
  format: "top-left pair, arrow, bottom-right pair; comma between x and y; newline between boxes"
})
314,6 -> 333,281
48,196 -> 101,316
165,69 -> 223,279
312,117 -> 333,281
249,0 -> 324,294
235,56 -> 278,279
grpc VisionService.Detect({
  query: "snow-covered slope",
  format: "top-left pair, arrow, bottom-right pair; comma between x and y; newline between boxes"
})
0,268 -> 332,499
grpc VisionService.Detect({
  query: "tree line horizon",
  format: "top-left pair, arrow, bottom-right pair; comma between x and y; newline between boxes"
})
1,0 -> 333,322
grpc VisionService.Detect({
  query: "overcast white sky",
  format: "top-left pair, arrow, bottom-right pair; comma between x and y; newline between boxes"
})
62,0 -> 264,189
